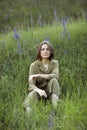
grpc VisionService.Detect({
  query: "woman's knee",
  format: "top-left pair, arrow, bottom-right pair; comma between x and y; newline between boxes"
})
49,78 -> 60,96
49,78 -> 58,84
23,91 -> 39,108
28,91 -> 40,101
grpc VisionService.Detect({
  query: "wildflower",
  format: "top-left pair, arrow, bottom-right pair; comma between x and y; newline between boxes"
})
13,29 -> 19,39
64,50 -> 68,55
54,9 -> 58,20
62,19 -> 66,27
37,14 -> 42,26
17,42 -> 22,55
61,18 -> 71,39
44,34 -> 50,41
14,33 -> 19,39
66,16 -> 69,23
61,19 -> 67,33
30,13 -> 33,26
48,111 -> 55,128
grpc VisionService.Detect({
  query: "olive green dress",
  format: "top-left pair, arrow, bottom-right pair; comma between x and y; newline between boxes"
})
23,59 -> 60,108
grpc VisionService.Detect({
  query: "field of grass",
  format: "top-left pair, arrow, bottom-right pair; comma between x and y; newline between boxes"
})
0,0 -> 87,32
0,19 -> 87,130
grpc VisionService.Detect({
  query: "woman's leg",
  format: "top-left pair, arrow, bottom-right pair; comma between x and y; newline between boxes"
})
46,78 -> 60,109
23,91 -> 40,111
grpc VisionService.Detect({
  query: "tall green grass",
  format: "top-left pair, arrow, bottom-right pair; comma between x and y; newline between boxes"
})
0,20 -> 87,130
0,0 -> 86,32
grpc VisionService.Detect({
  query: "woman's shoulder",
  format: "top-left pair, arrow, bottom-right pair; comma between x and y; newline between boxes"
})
51,59 -> 59,64
30,60 -> 39,66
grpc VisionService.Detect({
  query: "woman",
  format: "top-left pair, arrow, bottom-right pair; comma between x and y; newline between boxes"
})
23,40 -> 60,112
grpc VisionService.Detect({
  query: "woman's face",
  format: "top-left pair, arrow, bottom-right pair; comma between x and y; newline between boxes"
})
40,44 -> 51,59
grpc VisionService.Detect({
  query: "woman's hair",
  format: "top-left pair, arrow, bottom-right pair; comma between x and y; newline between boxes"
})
36,40 -> 54,60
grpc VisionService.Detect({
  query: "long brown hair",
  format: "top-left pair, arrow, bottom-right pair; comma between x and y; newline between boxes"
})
36,40 -> 54,60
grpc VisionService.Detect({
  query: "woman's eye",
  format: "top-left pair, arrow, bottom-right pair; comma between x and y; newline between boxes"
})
41,48 -> 49,51
41,48 -> 45,51
47,48 -> 49,51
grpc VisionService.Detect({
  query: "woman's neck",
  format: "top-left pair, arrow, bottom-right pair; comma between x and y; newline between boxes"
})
41,58 -> 49,64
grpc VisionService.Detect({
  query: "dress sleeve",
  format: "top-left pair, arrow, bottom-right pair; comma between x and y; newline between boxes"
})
49,60 -> 59,80
29,63 -> 35,75
28,62 -> 37,91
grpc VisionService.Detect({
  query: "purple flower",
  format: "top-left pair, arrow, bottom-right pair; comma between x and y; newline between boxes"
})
44,35 -> 50,41
64,50 -> 68,55
13,29 -> 19,39
61,19 -> 66,29
61,18 -> 71,39
48,111 -> 55,128
14,33 -> 19,39
17,43 -> 22,55
54,9 -> 57,20
66,16 -> 69,22
14,29 -> 16,33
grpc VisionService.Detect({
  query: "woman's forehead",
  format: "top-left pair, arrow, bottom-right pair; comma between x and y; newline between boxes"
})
41,44 -> 49,48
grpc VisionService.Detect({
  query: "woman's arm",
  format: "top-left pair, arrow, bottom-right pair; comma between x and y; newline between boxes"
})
29,74 -> 47,97
29,74 -> 50,81
29,73 -> 57,82
37,60 -> 59,80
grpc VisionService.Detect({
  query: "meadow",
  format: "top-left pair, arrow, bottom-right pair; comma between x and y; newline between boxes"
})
0,0 -> 87,32
0,19 -> 87,130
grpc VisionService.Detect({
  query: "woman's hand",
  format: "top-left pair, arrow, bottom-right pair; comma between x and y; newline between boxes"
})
29,74 -> 39,84
34,88 -> 47,98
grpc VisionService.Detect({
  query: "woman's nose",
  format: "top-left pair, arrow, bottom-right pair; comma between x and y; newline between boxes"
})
45,49 -> 47,52
44,49 -> 48,52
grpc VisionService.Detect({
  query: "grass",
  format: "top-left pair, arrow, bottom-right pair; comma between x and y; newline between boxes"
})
0,0 -> 86,32
0,19 -> 87,130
